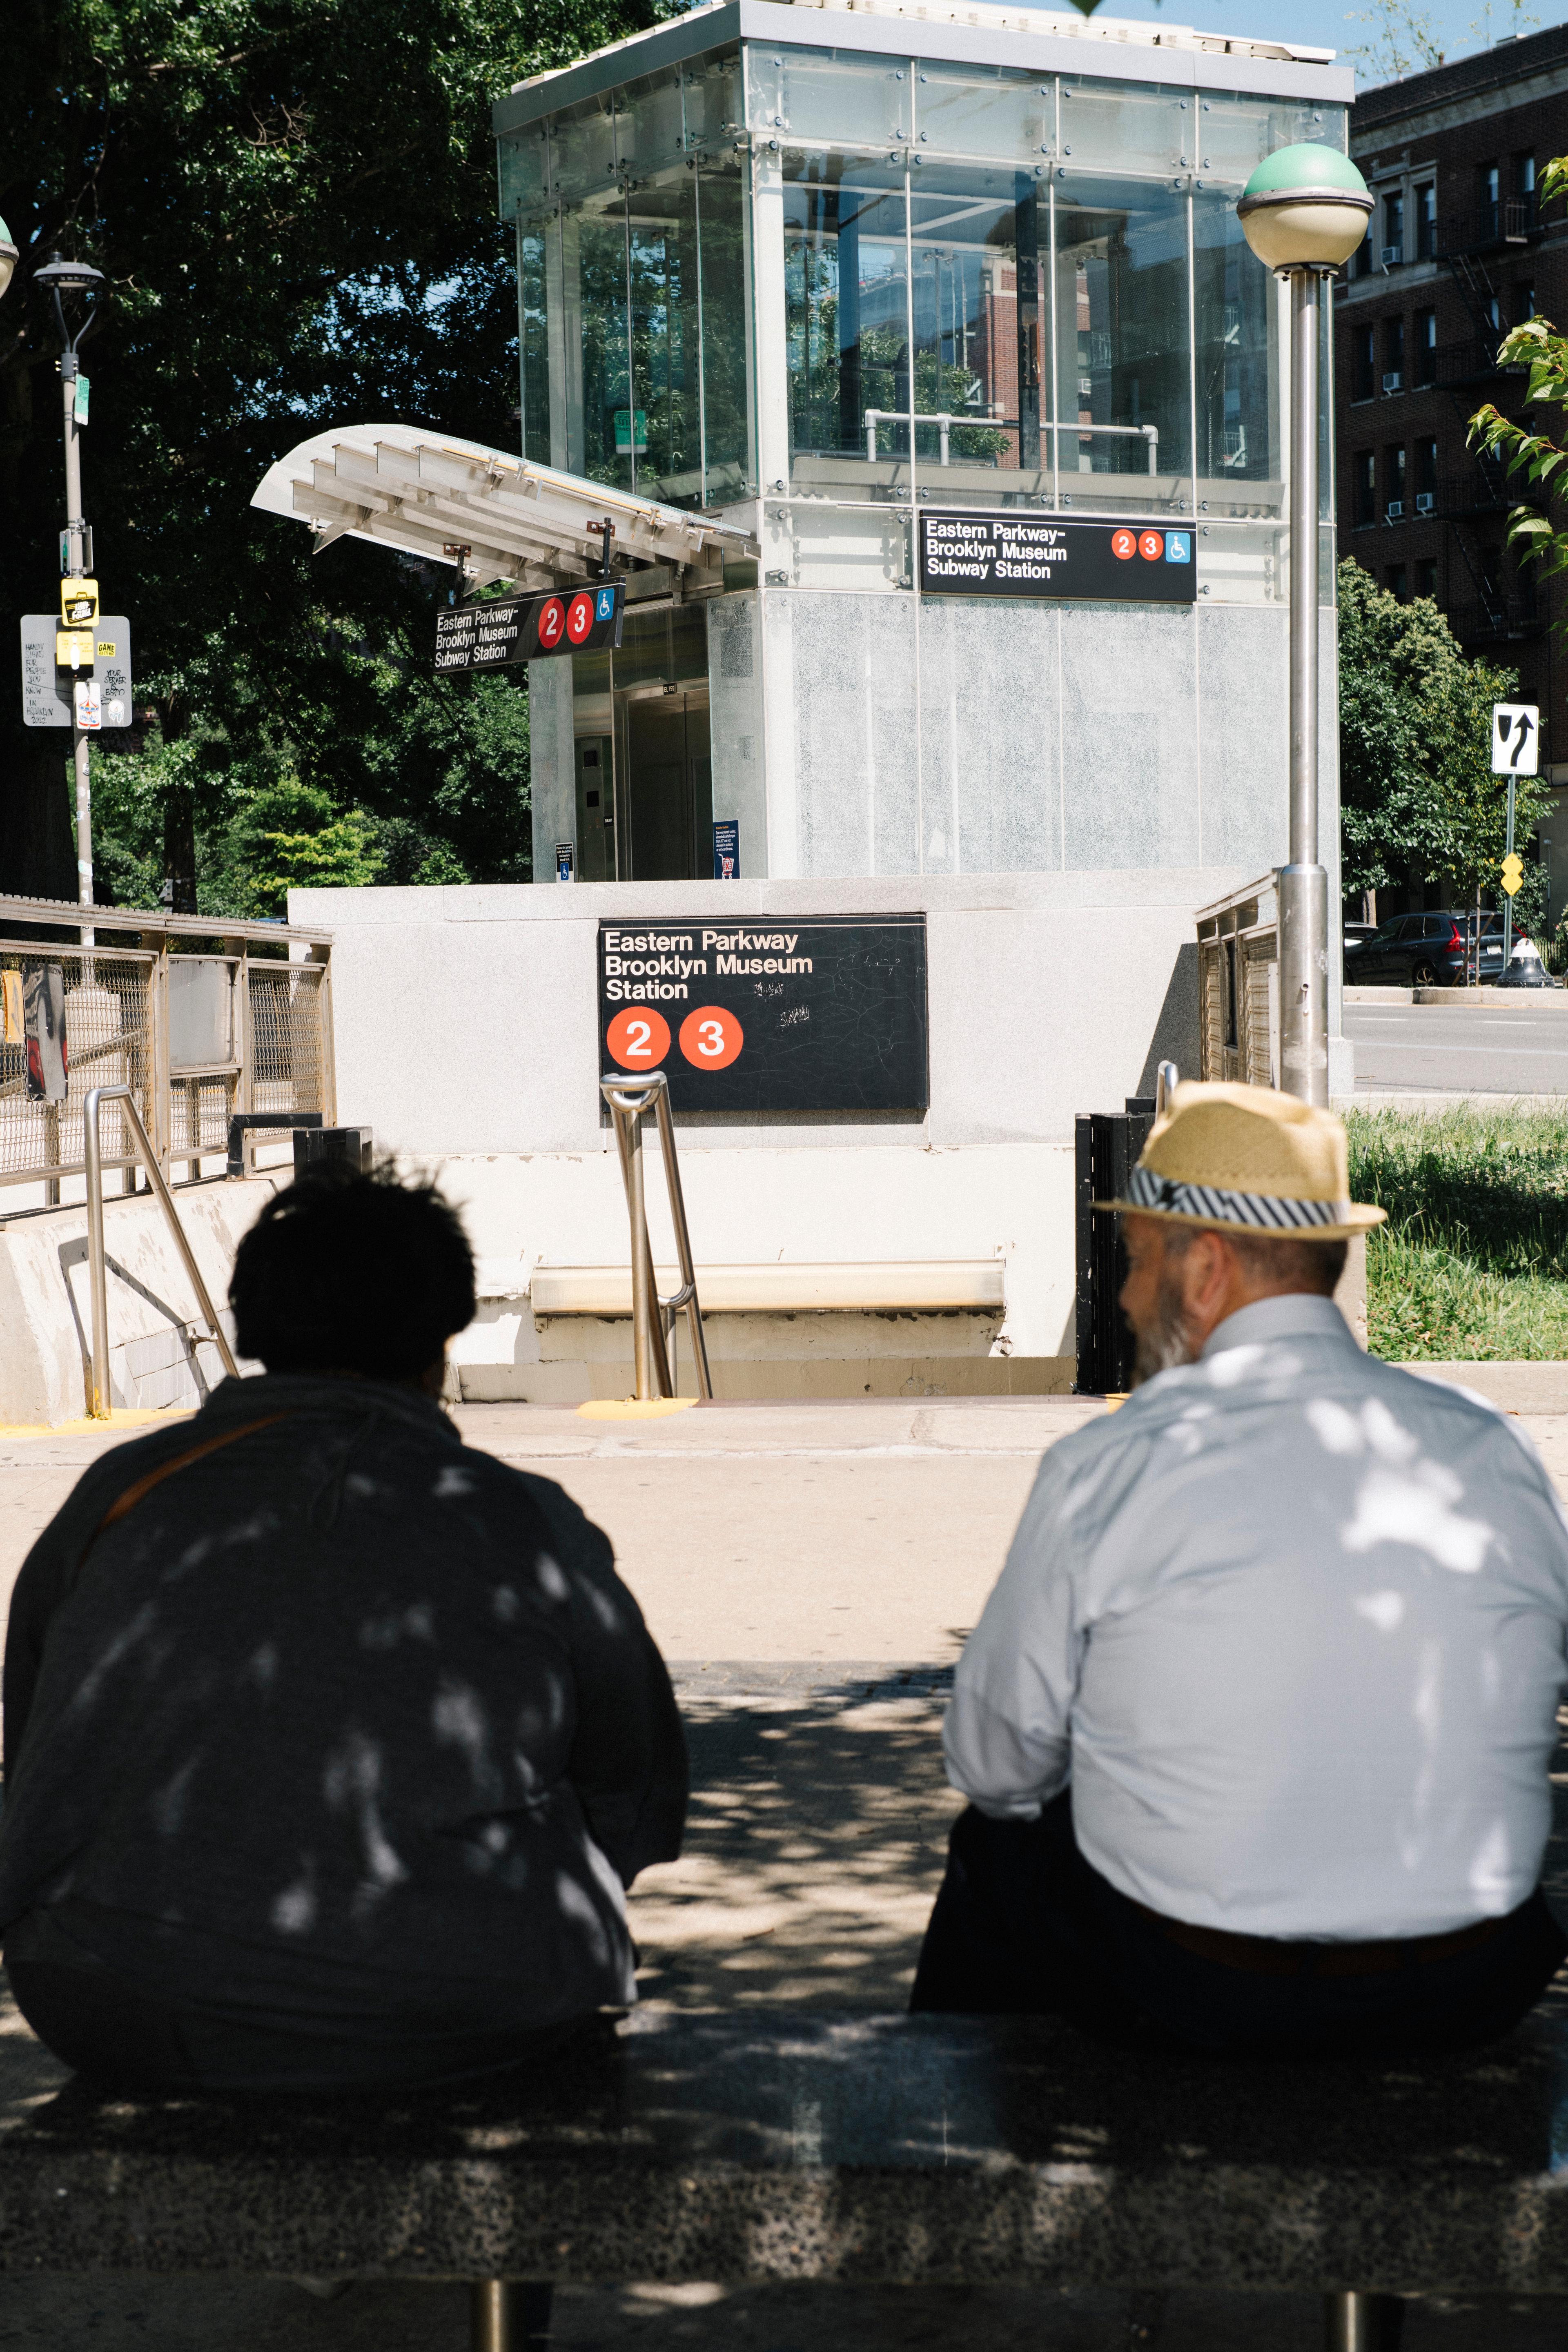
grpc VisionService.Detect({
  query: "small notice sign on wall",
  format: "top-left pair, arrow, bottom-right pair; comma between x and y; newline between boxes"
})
597,914 -> 928,1112
919,512 -> 1196,603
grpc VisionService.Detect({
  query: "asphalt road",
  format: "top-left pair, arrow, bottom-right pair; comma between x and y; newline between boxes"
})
1344,998 -> 1568,1094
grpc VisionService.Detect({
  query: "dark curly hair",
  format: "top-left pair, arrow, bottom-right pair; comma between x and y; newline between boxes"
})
229,1163 -> 477,1381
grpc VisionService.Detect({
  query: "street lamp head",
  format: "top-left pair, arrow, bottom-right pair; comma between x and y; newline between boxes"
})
1237,144 -> 1372,272
0,219 -> 16,301
33,254 -> 106,296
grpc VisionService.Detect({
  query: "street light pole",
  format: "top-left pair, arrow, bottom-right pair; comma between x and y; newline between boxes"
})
1281,265 -> 1330,1105
34,254 -> 107,948
1238,146 -> 1372,1106
60,352 -> 93,942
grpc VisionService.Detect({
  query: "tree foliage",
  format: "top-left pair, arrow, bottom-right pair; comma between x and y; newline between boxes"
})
1470,157 -> 1568,599
1,0 -> 664,911
1337,557 -> 1547,906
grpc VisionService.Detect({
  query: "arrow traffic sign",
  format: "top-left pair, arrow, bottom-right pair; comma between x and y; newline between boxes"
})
1492,702 -> 1540,775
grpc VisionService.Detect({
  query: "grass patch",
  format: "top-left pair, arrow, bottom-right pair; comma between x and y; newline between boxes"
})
1346,1105 -> 1568,1359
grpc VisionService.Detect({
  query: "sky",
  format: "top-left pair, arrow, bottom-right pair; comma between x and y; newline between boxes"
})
1063,0 -> 1559,84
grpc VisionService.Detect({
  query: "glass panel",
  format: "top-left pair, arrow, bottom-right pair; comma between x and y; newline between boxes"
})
760,46 -> 909,149
1058,79 -> 1188,176
616,66 -> 685,177
908,166 -> 1048,495
571,191 -> 635,489
554,95 -> 618,203
697,160 -> 753,504
683,49 -> 743,153
783,152 -> 910,499
1191,93 -> 1280,187
913,62 -> 1053,164
498,127 -> 548,214
1193,186 -> 1277,517
629,169 -> 700,505
517,211 -> 553,467
1052,174 -> 1192,513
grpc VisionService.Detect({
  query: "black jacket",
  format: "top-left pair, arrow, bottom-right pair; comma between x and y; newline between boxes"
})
0,1375 -> 686,2029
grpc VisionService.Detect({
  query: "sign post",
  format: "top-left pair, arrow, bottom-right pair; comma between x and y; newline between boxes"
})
1492,702 -> 1539,969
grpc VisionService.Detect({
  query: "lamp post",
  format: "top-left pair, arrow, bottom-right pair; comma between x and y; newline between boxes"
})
1237,147 -> 1372,1105
33,253 -> 107,945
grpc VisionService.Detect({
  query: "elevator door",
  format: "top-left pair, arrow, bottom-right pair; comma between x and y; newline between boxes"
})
623,691 -> 712,882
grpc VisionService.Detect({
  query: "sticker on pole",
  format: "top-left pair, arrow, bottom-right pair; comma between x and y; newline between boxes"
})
1492,703 -> 1539,774
1501,853 -> 1525,897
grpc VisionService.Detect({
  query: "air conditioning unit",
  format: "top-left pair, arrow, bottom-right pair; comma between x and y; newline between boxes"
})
1383,370 -> 1404,392
1386,501 -> 1404,520
1382,244 -> 1404,265
1416,491 -> 1435,514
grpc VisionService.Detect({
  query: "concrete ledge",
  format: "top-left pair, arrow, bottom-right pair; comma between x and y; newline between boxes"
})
1406,1361 -> 1568,1413
528,1262 -> 1007,1316
2,2009 -> 1568,2289
1343,986 -> 1413,1004
1413,986 -> 1568,1005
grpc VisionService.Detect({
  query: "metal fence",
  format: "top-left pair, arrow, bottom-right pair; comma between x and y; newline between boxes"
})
0,895 -> 334,1197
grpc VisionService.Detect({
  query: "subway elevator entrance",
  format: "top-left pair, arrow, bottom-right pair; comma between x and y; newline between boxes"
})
572,600 -> 712,883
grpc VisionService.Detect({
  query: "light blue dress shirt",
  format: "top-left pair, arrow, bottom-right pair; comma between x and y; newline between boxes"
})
944,1294 -> 1568,1940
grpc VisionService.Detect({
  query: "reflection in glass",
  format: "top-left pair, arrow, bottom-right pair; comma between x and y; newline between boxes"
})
1053,175 -> 1191,506
909,169 -> 1044,479
517,213 -> 553,466
630,171 -> 700,503
784,155 -> 910,490
1194,188 -> 1276,508
697,164 -> 751,504
574,197 -> 635,492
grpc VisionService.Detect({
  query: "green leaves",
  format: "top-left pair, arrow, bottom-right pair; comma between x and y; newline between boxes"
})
2,0 -> 657,904
1336,557 -> 1547,902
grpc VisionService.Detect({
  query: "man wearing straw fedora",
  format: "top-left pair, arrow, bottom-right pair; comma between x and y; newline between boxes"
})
913,1082 -> 1568,2055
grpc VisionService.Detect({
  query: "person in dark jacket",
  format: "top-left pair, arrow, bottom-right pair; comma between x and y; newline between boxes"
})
0,1165 -> 686,2094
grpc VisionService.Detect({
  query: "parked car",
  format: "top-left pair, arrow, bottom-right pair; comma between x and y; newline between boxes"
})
1344,910 -> 1508,987
1343,920 -> 1377,954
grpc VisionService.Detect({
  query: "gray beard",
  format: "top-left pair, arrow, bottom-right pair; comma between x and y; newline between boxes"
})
1131,1269 -> 1200,1386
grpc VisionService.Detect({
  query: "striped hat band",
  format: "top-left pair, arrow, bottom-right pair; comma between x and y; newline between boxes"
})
1125,1165 -> 1350,1231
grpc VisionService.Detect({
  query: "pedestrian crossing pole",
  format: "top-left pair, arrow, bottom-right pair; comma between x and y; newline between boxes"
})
1503,774 -> 1517,971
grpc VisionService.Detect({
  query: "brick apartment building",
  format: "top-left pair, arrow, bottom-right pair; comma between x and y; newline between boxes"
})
1335,24 -> 1568,920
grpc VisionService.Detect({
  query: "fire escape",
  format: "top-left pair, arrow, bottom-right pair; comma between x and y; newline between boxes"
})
1434,196 -> 1545,644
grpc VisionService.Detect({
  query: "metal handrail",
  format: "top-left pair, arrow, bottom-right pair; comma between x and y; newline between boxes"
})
864,410 -> 1160,473
599,1071 -> 713,1403
84,1083 -> 240,1419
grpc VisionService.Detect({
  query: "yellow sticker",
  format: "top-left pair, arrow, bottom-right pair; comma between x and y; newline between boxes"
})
1,971 -> 21,1046
96,639 -> 116,657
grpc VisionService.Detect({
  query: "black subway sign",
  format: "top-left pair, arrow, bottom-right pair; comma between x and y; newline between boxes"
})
434,581 -> 624,672
919,512 -> 1196,603
597,915 -> 928,1113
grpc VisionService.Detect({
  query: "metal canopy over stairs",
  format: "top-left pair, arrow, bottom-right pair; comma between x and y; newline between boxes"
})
252,424 -> 758,596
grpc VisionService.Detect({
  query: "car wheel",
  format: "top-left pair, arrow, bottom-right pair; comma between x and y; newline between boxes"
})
1412,959 -> 1438,987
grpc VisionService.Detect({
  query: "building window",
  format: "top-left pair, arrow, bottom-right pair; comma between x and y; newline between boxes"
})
1480,161 -> 1500,237
1354,449 -> 1376,528
1383,191 -> 1405,265
1387,564 -> 1408,600
1354,217 -> 1374,278
1416,557 -> 1438,600
1416,182 -> 1437,260
1517,283 -> 1536,323
1415,436 -> 1437,506
1517,153 -> 1536,197
1384,443 -> 1406,519
1416,307 -> 1437,384
1383,316 -> 1405,393
1352,323 -> 1375,401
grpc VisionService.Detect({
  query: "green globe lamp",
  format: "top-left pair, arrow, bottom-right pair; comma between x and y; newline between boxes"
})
0,218 -> 17,301
1236,146 -> 1371,1110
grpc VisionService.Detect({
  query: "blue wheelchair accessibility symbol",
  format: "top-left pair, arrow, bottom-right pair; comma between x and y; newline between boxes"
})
1164,532 -> 1191,564
595,586 -> 617,621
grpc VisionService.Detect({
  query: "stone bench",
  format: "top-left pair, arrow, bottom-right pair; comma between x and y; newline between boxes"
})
3,2005 -> 1568,2348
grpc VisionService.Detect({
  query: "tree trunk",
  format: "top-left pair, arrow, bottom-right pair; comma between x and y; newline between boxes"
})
0,727 -> 77,901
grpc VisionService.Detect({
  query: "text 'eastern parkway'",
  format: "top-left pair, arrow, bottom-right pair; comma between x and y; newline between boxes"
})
602,929 -> 815,1002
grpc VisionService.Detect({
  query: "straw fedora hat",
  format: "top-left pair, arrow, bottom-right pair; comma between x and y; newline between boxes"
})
1097,1081 -> 1385,1241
